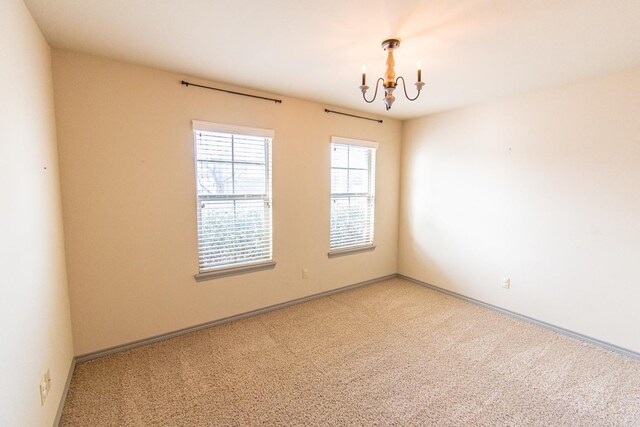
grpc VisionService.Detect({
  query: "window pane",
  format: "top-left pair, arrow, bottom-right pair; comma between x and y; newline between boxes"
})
194,128 -> 272,272
348,169 -> 368,193
234,163 -> 266,194
234,137 -> 266,163
349,146 -> 369,169
198,200 -> 271,269
330,197 -> 349,234
329,139 -> 376,250
331,144 -> 348,168
331,168 -> 348,193
196,133 -> 232,162
330,196 -> 371,248
197,162 -> 232,195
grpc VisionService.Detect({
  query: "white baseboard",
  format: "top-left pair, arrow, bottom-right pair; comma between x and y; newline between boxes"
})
399,274 -> 640,360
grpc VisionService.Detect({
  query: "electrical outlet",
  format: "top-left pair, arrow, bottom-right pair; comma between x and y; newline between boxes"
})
302,268 -> 309,279
501,278 -> 511,289
39,369 -> 51,406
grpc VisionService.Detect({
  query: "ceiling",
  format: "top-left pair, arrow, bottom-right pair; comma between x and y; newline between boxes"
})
24,0 -> 640,120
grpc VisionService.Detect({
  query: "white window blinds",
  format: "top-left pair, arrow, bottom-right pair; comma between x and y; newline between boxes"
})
193,121 -> 273,272
330,137 -> 377,251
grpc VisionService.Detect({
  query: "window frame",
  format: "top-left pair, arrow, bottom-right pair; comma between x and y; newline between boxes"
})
328,136 -> 378,257
192,120 -> 276,281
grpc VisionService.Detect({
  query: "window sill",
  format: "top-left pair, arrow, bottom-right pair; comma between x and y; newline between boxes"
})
195,261 -> 276,282
328,245 -> 376,258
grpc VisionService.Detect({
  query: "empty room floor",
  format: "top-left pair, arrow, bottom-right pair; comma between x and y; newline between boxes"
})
60,278 -> 640,426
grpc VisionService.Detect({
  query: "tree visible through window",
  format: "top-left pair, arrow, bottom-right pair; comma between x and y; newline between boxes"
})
193,123 -> 272,272
330,137 -> 377,251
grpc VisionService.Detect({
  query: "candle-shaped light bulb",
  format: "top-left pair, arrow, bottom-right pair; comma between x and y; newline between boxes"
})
362,64 -> 367,86
417,61 -> 422,82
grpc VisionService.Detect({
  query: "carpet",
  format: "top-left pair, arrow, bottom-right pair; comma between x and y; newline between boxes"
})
60,278 -> 640,426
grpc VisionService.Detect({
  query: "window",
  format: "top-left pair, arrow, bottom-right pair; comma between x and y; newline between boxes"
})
329,137 -> 377,255
192,121 -> 274,279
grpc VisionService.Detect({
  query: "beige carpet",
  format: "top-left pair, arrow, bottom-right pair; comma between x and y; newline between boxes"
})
61,278 -> 640,426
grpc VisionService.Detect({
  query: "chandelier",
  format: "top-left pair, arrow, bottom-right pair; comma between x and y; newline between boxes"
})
360,38 -> 424,111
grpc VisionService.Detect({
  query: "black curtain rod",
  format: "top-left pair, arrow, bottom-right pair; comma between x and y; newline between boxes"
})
181,80 -> 282,104
324,108 -> 383,123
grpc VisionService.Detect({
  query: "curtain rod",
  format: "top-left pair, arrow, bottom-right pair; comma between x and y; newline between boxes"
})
181,80 -> 282,104
324,108 -> 383,123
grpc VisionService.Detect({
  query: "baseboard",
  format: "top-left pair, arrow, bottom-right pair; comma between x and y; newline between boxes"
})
75,273 -> 398,363
68,271 -> 638,393
398,274 -> 640,360
53,357 -> 76,426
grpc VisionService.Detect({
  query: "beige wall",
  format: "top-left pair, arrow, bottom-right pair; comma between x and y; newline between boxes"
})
0,1 -> 74,425
52,51 -> 401,356
399,68 -> 640,353
47,33 -> 640,363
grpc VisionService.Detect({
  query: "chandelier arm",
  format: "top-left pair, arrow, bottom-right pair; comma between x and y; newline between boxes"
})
396,76 -> 422,101
362,78 -> 385,103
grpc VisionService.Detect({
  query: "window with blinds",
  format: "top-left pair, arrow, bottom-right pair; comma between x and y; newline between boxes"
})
193,121 -> 273,273
330,137 -> 377,252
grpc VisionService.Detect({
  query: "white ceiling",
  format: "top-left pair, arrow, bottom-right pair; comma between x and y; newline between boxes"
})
24,0 -> 640,119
